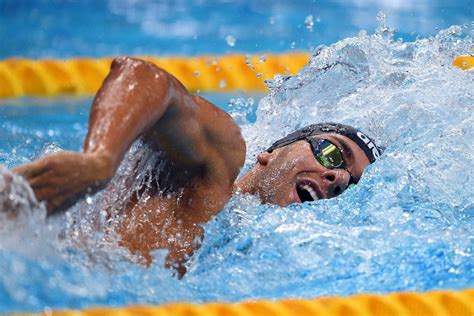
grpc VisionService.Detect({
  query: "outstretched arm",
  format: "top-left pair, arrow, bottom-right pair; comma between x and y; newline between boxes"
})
14,57 -> 245,214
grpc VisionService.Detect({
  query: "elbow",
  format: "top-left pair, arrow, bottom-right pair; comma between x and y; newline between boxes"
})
110,56 -> 150,71
107,57 -> 173,103
110,57 -> 162,79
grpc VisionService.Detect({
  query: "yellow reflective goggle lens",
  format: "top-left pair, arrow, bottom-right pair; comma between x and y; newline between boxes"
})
315,139 -> 343,169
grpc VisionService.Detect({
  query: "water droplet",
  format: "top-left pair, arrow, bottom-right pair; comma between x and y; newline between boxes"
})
260,55 -> 266,63
304,15 -> 314,32
86,196 -> 93,204
269,16 -> 275,25
128,83 -> 137,91
47,129 -> 54,137
377,11 -> 386,22
44,306 -> 53,316
358,30 -> 368,37
291,41 -> 296,49
225,35 -> 236,47
194,71 -> 200,77
219,80 -> 227,88
246,55 -> 252,66
73,123 -> 81,130
256,72 -> 262,78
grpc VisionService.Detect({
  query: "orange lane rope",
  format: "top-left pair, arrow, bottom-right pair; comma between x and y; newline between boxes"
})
16,288 -> 474,316
1,54 -> 472,99
0,53 -> 310,98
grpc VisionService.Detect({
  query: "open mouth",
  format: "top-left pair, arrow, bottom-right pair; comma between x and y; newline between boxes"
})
296,183 -> 319,202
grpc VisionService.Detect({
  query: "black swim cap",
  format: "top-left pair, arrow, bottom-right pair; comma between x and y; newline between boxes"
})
267,122 -> 382,163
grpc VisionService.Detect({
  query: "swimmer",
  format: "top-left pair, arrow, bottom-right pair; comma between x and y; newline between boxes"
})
10,57 -> 382,275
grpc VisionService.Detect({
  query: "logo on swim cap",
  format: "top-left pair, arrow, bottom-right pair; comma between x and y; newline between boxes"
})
357,131 -> 381,160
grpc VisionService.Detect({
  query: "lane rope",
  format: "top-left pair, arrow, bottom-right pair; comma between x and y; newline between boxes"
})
0,53 -> 310,98
1,54 -> 472,99
19,288 -> 474,316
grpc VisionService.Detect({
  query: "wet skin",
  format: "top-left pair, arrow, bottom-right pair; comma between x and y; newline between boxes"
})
11,57 -> 370,275
235,135 -> 370,206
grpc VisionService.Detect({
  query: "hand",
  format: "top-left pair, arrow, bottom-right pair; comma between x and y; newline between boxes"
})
0,167 -> 42,219
13,151 -> 112,215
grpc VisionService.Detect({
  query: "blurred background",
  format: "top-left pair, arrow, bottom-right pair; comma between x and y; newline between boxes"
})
1,0 -> 472,59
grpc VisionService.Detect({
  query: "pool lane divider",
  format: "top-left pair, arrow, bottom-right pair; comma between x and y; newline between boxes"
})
15,288 -> 474,316
0,53 -> 310,99
1,54 -> 472,99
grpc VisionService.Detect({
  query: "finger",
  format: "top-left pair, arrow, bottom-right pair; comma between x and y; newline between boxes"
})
27,169 -> 56,188
34,186 -> 62,203
12,161 -> 47,179
33,178 -> 90,207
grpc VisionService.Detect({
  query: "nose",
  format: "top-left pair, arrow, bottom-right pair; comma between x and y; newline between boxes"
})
322,169 -> 348,197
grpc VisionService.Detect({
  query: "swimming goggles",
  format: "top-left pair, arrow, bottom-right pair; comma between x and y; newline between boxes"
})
305,137 -> 358,186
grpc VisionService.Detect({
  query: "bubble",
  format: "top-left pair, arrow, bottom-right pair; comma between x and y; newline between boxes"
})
219,80 -> 226,88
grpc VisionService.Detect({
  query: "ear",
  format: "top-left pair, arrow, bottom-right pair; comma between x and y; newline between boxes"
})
257,151 -> 272,166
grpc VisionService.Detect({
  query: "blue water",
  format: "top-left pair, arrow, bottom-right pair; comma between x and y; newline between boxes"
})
1,1 -> 474,314
1,0 -> 472,58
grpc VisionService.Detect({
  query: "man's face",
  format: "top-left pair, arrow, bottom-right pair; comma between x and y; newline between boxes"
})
241,133 -> 370,206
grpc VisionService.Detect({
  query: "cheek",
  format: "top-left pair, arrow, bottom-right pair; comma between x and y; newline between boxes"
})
259,158 -> 300,197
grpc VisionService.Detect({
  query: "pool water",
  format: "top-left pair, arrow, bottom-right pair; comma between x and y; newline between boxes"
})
1,1 -> 473,313
1,0 -> 473,58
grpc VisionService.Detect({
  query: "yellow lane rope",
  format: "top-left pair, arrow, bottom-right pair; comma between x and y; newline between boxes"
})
1,54 -> 472,99
16,288 -> 473,316
0,53 -> 310,98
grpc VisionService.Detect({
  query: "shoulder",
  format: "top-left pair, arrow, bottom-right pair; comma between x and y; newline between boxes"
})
192,95 -> 246,183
